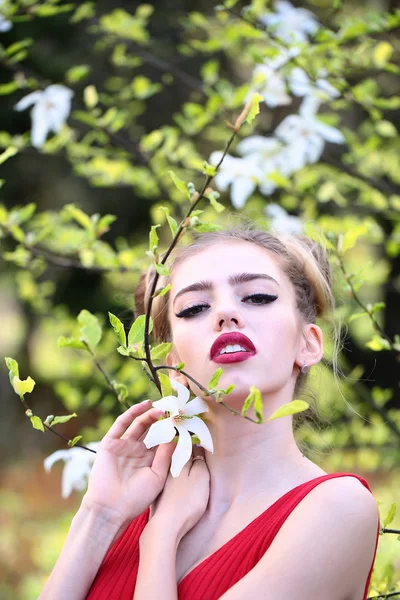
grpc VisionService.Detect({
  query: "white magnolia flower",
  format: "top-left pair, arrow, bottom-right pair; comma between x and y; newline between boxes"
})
0,14 -> 12,31
15,84 -> 73,148
275,96 -> 345,171
210,151 -> 263,209
265,203 -> 303,235
236,136 -> 283,196
143,379 -> 213,478
261,1 -> 319,44
249,63 -> 291,108
288,67 -> 340,101
44,442 -> 100,499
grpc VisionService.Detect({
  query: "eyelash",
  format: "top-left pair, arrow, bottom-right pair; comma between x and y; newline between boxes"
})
175,293 -> 278,319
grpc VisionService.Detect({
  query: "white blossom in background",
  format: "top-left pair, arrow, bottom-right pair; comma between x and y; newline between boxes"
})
15,84 -> 74,148
288,67 -> 340,101
0,0 -> 12,31
143,379 -> 213,478
210,151 -> 264,209
260,0 -> 319,44
44,442 -> 100,499
0,14 -> 12,31
249,62 -> 291,108
275,96 -> 345,170
236,136 -> 283,196
265,203 -> 303,235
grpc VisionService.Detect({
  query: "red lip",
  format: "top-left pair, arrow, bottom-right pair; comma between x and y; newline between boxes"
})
210,332 -> 256,363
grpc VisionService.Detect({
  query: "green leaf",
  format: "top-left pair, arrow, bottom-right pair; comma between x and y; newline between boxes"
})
112,381 -> 129,403
5,357 -> 19,386
149,224 -> 160,253
206,191 -> 225,213
383,503 -> 396,528
208,368 -> 223,389
339,224 -> 369,254
30,415 -> 44,432
58,336 -> 88,350
84,85 -> 99,108
51,413 -> 78,426
65,64 -> 91,83
12,376 -> 35,397
77,310 -> 102,351
253,386 -> 264,423
266,400 -> 309,421
241,387 -> 255,416
108,312 -> 127,347
150,342 -> 173,360
128,314 -> 153,345
373,41 -> 393,68
245,93 -> 263,125
159,372 -> 173,397
0,146 -> 17,166
63,204 -> 94,235
160,207 -> 178,237
154,283 -> 171,298
202,161 -> 217,177
365,335 -> 391,352
169,170 -> 191,199
68,435 -> 82,447
176,362 -> 185,371
97,214 -> 117,236
153,262 -> 170,276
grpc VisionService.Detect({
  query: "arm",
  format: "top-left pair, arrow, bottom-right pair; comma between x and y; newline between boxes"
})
134,521 -> 180,600
133,450 -> 210,600
38,402 -> 175,600
219,477 -> 380,600
38,504 -> 122,600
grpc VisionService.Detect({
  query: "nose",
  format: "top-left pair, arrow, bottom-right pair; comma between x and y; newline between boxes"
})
213,295 -> 245,331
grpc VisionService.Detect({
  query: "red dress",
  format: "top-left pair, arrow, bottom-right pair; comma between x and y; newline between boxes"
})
86,472 -> 380,600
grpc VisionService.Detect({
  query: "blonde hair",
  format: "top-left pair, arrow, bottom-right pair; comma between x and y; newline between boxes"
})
134,225 -> 339,426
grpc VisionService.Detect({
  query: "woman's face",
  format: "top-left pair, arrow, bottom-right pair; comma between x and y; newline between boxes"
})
168,240 -> 316,404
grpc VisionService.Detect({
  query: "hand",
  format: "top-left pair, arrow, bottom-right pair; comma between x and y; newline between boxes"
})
147,446 -> 210,542
81,400 -> 175,530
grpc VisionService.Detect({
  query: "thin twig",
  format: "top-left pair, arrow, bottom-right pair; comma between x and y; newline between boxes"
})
83,342 -> 130,410
143,125 -> 241,393
154,365 -> 261,424
367,593 -> 400,599
382,528 -> 400,535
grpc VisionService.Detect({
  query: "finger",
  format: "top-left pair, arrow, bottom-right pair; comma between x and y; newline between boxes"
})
121,407 -> 165,441
189,446 -> 208,473
151,441 -> 176,482
103,400 -> 153,440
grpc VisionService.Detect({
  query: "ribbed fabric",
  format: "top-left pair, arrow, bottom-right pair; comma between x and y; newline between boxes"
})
86,472 -> 380,600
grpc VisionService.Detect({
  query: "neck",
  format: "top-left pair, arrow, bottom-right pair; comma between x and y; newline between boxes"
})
201,389 -> 310,516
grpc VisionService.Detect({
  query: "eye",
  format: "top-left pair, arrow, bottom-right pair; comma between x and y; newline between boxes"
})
242,293 -> 278,305
175,303 -> 210,318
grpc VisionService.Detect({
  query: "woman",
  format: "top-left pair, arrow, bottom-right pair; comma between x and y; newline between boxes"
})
39,228 -> 380,600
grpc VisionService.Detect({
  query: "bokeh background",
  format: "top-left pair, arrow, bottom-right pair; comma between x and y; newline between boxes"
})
0,0 -> 399,598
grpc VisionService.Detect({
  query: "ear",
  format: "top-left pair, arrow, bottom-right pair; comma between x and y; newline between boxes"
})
294,323 -> 324,370
166,346 -> 190,388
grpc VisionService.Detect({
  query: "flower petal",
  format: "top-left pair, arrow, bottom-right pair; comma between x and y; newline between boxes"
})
61,457 -> 90,499
152,395 -> 180,414
184,396 -> 209,417
170,379 -> 190,407
14,91 -> 43,112
231,177 -> 256,209
181,416 -> 214,453
171,426 -> 192,477
43,449 -> 72,472
31,100 -> 50,148
315,121 -> 345,144
142,417 -> 176,449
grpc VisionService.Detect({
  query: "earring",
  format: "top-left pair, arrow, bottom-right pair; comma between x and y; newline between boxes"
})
300,364 -> 310,374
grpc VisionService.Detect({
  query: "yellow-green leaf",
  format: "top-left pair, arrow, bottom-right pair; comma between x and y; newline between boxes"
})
153,262 -> 170,276
383,503 -> 396,528
149,224 -> 160,253
78,310 -> 102,351
30,415 -> 44,432
51,413 -> 78,426
246,93 -> 263,125
150,342 -> 173,360
373,41 -> 393,68
0,146 -> 17,166
253,386 -> 263,423
68,435 -> 83,447
128,314 -> 153,345
266,400 -> 309,421
159,372 -> 173,397
169,170 -> 191,199
84,84 -> 99,108
5,356 -> 19,386
58,336 -> 88,350
208,368 -> 223,389
108,312 -> 127,347
13,375 -> 36,397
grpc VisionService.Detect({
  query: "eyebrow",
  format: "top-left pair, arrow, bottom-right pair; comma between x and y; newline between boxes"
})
173,272 -> 280,305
